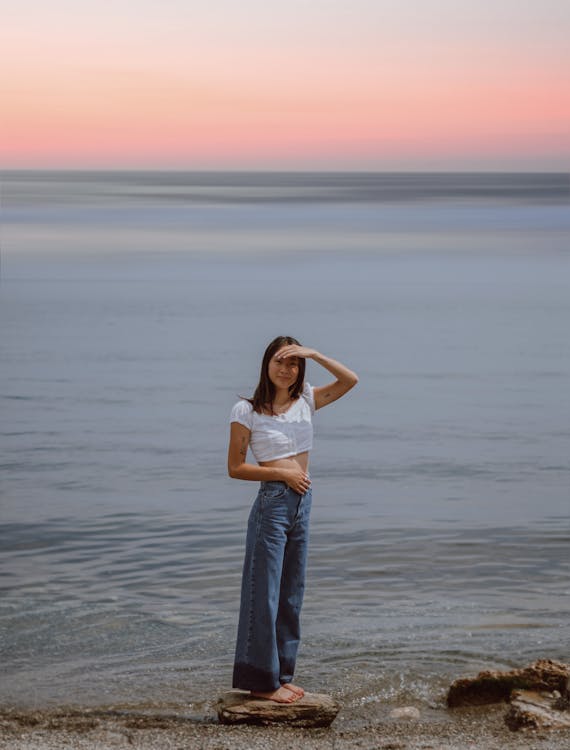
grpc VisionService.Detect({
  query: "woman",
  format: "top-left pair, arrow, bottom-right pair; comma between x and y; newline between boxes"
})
228,335 -> 358,703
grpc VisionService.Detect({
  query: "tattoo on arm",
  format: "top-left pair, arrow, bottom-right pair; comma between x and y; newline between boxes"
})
239,437 -> 247,457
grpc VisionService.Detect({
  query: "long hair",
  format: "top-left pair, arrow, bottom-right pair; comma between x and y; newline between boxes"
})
249,336 -> 305,415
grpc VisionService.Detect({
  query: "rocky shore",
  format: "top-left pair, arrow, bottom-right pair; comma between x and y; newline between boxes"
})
2,661 -> 568,750
0,702 -> 567,750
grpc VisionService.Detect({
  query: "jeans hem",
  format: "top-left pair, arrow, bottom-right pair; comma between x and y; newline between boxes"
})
232,662 -> 281,692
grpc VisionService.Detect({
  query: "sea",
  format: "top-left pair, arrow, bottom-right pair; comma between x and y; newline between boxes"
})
1,171 -> 569,712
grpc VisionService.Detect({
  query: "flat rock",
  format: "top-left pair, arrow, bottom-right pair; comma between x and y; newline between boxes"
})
505,689 -> 570,731
447,659 -> 570,708
215,690 -> 340,727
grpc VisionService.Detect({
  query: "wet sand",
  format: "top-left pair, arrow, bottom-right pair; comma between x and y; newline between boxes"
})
1,702 -> 568,750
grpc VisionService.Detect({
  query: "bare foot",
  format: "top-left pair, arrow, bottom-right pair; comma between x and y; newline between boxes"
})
281,683 -> 305,697
250,686 -> 300,703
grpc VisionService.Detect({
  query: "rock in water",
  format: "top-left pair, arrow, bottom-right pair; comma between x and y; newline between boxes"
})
505,690 -> 570,731
447,659 -> 570,708
215,690 -> 340,727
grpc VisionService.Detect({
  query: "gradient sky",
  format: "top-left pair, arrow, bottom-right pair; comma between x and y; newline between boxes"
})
2,0 -> 569,170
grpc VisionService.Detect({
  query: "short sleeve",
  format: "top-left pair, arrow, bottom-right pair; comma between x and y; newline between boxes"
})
230,399 -> 254,430
302,381 -> 315,414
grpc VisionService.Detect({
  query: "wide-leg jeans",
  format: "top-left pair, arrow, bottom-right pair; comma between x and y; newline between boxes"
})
232,480 -> 312,691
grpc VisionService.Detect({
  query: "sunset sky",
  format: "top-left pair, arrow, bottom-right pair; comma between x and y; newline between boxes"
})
2,0 -> 569,170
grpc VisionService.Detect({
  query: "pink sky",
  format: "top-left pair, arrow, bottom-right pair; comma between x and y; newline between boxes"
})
2,1 -> 569,170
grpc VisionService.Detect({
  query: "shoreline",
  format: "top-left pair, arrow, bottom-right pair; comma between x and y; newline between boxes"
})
1,701 -> 568,750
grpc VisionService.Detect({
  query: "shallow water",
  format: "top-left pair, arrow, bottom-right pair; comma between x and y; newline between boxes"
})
1,171 -> 569,707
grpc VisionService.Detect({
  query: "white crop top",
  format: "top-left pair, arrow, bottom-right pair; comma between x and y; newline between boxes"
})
230,382 -> 315,463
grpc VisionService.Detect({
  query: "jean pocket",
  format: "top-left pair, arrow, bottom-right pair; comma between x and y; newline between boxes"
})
262,482 -> 288,501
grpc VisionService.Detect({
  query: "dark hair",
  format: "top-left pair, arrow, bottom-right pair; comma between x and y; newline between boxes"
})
249,336 -> 305,415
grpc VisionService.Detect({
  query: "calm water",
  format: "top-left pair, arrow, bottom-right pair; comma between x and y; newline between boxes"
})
1,171 -> 569,710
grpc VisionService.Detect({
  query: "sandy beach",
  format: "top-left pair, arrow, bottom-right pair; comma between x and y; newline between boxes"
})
1,700 -> 568,750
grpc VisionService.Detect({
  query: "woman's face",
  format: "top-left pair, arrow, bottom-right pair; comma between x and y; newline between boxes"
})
267,347 -> 300,391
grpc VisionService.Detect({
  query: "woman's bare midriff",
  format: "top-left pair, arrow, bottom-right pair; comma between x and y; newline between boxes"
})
259,452 -> 309,474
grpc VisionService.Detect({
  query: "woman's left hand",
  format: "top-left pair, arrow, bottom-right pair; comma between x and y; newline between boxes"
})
275,345 -> 318,361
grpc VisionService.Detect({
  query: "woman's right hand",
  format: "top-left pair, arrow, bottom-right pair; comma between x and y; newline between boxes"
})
280,465 -> 311,495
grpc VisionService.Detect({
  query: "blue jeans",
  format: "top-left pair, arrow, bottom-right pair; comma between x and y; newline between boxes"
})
232,480 -> 312,691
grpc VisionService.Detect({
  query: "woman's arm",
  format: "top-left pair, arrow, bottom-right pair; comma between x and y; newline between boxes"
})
227,422 -> 309,492
276,345 -> 358,411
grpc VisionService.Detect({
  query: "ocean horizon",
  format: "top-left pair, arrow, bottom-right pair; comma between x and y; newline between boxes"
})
1,169 -> 569,710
